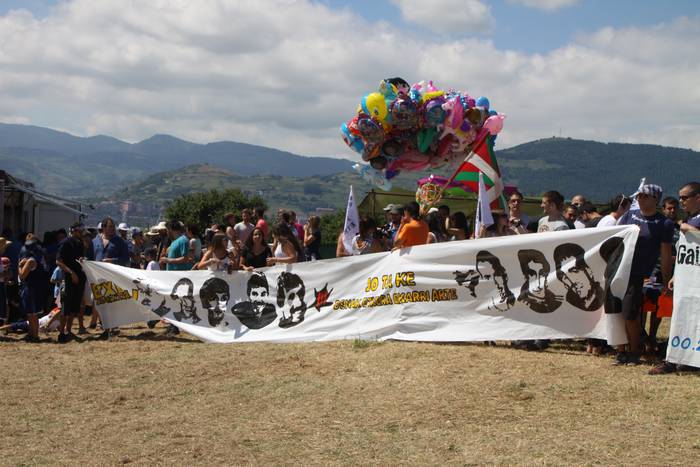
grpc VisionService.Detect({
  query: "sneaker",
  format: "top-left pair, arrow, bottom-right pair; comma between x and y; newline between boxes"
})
649,361 -> 676,375
78,327 -> 88,335
165,325 -> 180,336
88,323 -> 97,330
612,352 -> 628,365
625,353 -> 641,366
147,320 -> 158,329
21,334 -> 40,343
97,330 -> 110,340
57,333 -> 70,344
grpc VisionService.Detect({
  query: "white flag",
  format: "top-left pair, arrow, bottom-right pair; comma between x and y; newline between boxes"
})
629,177 -> 646,210
474,172 -> 494,239
342,185 -> 360,253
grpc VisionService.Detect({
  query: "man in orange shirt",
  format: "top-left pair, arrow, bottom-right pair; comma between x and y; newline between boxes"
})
393,202 -> 429,250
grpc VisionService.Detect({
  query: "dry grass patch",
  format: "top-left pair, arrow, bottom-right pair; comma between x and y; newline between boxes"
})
1,327 -> 698,465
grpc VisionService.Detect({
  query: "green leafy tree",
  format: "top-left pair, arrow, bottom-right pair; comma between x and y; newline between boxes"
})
165,188 -> 266,232
319,210 -> 345,246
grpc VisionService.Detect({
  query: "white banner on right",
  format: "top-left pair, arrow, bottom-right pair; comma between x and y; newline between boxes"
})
666,231 -> 700,368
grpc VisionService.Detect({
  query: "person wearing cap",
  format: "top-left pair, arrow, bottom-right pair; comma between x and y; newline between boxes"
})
614,182 -> 674,366
649,181 -> 700,375
380,204 -> 403,248
56,223 -> 87,342
118,222 -> 134,257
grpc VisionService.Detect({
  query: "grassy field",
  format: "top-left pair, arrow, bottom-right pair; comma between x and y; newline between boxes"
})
1,326 -> 699,465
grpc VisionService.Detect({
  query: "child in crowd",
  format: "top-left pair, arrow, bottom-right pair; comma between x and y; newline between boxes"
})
1,307 -> 61,334
145,248 -> 160,271
50,265 -> 64,308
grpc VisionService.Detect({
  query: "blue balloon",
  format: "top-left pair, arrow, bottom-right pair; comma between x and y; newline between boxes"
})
476,96 -> 490,110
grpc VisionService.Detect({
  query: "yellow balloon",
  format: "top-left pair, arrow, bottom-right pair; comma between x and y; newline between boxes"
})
362,92 -> 388,122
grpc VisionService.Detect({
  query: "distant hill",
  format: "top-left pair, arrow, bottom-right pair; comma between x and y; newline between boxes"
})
0,123 -> 354,197
89,164 -> 376,226
498,137 -> 700,201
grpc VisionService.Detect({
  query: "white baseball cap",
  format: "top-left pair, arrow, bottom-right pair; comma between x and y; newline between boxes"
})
118,222 -> 129,231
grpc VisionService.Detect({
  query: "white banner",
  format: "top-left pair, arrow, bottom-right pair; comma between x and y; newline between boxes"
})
666,231 -> 700,368
83,226 -> 638,344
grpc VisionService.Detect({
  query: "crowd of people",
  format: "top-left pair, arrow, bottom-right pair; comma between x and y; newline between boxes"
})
1,181 -> 698,375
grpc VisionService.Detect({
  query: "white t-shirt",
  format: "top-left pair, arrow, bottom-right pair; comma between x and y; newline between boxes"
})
574,220 -> 586,229
234,222 -> 255,244
538,215 -> 570,232
597,214 -> 618,227
39,312 -> 60,332
146,261 -> 160,271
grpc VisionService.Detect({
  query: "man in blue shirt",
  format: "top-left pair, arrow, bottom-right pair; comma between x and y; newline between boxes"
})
93,218 -> 130,267
160,221 -> 194,271
616,183 -> 674,366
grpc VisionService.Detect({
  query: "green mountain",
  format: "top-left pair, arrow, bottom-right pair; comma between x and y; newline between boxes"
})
498,137 -> 699,201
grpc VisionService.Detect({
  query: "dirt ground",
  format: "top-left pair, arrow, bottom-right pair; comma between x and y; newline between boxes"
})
1,325 -> 698,466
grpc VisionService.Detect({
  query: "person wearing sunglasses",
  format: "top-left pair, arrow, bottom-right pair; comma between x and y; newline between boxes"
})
678,182 -> 700,233
614,183 -> 674,366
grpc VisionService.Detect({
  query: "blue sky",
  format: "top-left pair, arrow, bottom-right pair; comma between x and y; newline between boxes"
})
6,0 -> 697,54
0,0 -> 699,155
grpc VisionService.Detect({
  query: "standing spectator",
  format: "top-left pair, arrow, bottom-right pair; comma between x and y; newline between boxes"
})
352,217 -> 386,254
118,223 -> 133,256
144,248 -> 160,271
56,223 -> 86,343
267,224 -> 302,265
483,212 -> 523,237
426,211 -> 449,243
615,183 -> 674,366
0,238 -> 12,325
130,228 -> 145,268
393,202 -> 429,249
234,209 -> 255,244
563,204 -> 580,228
336,230 -> 351,257
598,194 -> 632,227
186,224 -> 202,266
650,182 -> 700,374
446,212 -> 469,241
160,221 -> 194,271
254,207 -> 269,242
290,211 -> 305,240
18,238 -> 43,342
380,204 -> 403,247
507,191 -> 530,232
580,202 -> 603,228
538,191 -> 570,232
240,228 -> 272,271
438,205 -> 451,232
303,216 -> 322,261
93,218 -> 130,267
571,194 -> 587,229
197,233 -> 234,272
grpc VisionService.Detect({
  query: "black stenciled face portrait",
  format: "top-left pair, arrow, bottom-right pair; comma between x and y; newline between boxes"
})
232,272 -> 277,330
554,243 -> 604,311
517,249 -> 562,313
277,272 -> 307,328
599,236 -> 625,314
200,277 -> 230,327
170,278 -> 201,323
476,250 -> 515,312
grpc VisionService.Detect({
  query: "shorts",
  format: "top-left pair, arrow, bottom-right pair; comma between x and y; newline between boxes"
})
20,287 -> 41,316
63,274 -> 86,316
621,275 -> 645,321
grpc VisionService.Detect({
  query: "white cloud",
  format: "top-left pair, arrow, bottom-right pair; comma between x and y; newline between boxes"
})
509,0 -> 580,11
0,0 -> 699,160
390,0 -> 493,34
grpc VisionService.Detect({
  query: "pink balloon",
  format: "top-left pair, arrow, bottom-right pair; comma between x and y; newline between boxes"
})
483,114 -> 505,135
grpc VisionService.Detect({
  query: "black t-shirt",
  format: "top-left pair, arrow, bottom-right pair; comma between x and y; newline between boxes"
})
244,246 -> 272,269
585,217 -> 602,228
57,236 -> 85,276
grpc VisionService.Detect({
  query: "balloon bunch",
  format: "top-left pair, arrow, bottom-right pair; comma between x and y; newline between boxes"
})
342,78 -> 505,190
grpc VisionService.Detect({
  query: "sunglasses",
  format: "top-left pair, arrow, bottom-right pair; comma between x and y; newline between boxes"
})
679,192 -> 698,201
